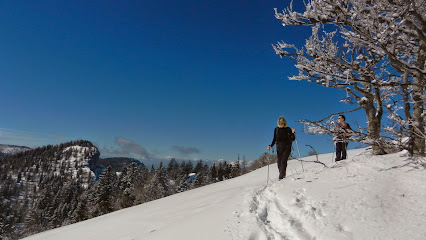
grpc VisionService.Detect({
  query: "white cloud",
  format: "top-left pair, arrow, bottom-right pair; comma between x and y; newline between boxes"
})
171,145 -> 200,156
102,137 -> 151,159
116,137 -> 132,144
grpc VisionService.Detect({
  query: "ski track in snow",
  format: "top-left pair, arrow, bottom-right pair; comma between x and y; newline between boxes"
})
249,185 -> 314,240
237,182 -> 330,240
229,157 -> 334,240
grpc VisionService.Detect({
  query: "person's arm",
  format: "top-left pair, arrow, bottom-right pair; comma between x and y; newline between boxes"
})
289,127 -> 296,141
271,128 -> 277,147
268,128 -> 277,149
345,123 -> 354,136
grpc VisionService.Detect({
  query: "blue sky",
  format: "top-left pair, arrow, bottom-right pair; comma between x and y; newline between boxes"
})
0,0 -> 367,163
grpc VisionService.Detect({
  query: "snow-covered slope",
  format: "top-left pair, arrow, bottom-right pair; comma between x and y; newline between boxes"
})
23,148 -> 426,240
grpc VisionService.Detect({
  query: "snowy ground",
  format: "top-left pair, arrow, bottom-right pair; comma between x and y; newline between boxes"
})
23,148 -> 426,240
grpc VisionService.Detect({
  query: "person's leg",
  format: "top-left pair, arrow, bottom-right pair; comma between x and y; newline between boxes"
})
336,142 -> 343,161
277,150 -> 282,172
280,146 -> 292,178
276,144 -> 284,179
342,142 -> 348,159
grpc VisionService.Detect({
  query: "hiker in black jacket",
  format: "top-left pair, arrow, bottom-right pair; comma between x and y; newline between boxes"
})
267,116 -> 295,180
333,115 -> 353,161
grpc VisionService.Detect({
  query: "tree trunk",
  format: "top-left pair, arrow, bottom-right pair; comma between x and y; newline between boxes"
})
362,97 -> 386,155
402,71 -> 414,155
412,38 -> 425,156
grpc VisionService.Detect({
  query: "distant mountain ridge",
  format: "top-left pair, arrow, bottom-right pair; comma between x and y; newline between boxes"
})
0,141 -> 146,176
1,140 -> 99,184
0,144 -> 30,158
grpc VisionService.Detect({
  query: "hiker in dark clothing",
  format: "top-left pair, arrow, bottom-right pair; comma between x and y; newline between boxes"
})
333,115 -> 353,161
267,116 -> 295,180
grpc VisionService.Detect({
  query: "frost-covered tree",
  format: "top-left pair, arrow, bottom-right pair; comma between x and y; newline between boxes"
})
72,197 -> 88,223
144,173 -> 166,202
192,172 -> 205,188
176,173 -> 190,193
157,162 -> 170,196
273,0 -> 425,155
0,197 -> 11,237
210,164 -> 217,182
221,162 -> 231,180
94,166 -> 116,215
230,161 -> 241,178
167,158 -> 179,180
117,167 -> 135,208
254,152 -> 275,170
217,162 -> 225,181
179,160 -> 193,176
202,163 -> 213,184
190,162 -> 211,188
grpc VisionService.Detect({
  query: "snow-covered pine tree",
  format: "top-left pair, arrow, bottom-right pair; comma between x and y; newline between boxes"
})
210,163 -> 217,182
192,172 -> 204,188
230,161 -> 241,178
144,171 -> 166,202
167,158 -> 179,180
194,160 -> 204,173
0,196 -> 11,237
156,162 -> 170,196
181,160 -> 193,176
202,163 -> 213,184
71,197 -> 88,223
94,166 -> 116,216
176,173 -> 190,193
117,167 -> 136,208
217,162 -> 225,181
134,163 -> 149,204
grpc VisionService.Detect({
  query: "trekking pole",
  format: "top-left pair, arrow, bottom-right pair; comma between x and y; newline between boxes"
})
267,149 -> 270,185
266,147 -> 274,185
332,143 -> 336,163
294,136 -> 305,172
